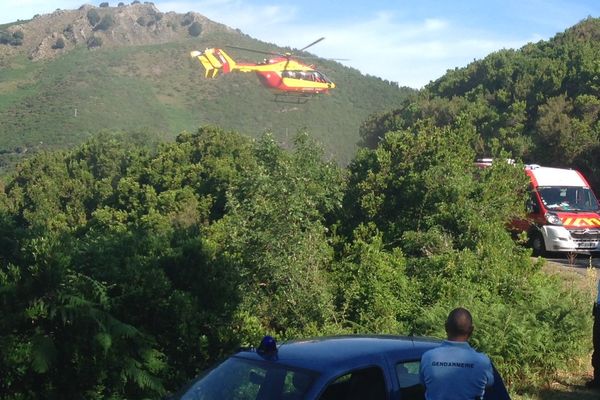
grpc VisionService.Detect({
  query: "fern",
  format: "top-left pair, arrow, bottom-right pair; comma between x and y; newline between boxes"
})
30,334 -> 57,373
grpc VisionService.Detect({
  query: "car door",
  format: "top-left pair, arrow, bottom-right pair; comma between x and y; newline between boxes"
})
318,366 -> 388,400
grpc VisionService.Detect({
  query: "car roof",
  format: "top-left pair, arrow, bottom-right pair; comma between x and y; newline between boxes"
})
235,335 -> 442,373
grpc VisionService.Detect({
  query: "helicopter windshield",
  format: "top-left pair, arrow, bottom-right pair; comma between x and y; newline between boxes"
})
282,70 -> 332,83
538,186 -> 600,212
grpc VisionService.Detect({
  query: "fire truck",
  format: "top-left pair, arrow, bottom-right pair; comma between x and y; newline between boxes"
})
477,159 -> 600,255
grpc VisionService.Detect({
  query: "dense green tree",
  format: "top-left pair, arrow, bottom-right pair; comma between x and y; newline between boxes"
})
211,133 -> 344,338
344,120 -> 590,385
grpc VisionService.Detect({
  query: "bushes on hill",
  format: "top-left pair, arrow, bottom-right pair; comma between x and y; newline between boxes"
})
0,30 -> 24,46
359,18 -> 600,191
86,35 -> 102,48
52,37 -> 65,49
93,14 -> 115,31
86,9 -> 101,26
187,21 -> 202,37
181,12 -> 194,26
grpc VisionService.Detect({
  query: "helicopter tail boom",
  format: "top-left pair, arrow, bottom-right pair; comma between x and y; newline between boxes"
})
190,48 -> 237,78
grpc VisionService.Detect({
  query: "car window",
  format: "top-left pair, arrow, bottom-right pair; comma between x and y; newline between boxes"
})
319,366 -> 387,400
396,361 -> 424,400
176,357 -> 315,400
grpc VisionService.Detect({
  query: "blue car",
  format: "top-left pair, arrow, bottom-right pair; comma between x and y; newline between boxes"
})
170,335 -> 511,400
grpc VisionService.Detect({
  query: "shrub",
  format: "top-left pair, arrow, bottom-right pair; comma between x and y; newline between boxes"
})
52,37 -> 65,49
180,12 -> 194,26
99,2 -> 109,7
93,14 -> 114,31
0,31 -> 24,46
187,21 -> 202,37
0,32 -> 12,45
86,9 -> 100,26
136,16 -> 146,26
118,2 -> 124,6
86,36 -> 102,48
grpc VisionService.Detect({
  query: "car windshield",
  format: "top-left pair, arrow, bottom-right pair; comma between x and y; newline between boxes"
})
176,356 -> 316,400
538,186 -> 600,212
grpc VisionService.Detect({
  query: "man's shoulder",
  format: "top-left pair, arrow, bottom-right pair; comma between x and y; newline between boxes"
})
422,341 -> 491,363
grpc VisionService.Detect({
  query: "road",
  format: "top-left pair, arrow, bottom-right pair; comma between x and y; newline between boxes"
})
543,253 -> 600,276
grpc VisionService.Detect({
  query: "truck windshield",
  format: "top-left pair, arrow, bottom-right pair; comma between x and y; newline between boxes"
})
175,357 -> 316,400
538,186 -> 600,212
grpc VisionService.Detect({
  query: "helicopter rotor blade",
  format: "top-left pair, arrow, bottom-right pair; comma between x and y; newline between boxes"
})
292,55 -> 350,61
225,45 -> 283,57
298,37 -> 325,52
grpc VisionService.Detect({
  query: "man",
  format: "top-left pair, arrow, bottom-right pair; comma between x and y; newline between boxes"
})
587,278 -> 600,389
419,308 -> 495,400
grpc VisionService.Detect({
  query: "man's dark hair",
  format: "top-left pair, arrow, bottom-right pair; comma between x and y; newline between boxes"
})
445,307 -> 474,337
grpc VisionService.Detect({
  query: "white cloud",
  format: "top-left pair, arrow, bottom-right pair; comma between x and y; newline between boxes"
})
424,18 -> 447,31
157,0 -> 297,27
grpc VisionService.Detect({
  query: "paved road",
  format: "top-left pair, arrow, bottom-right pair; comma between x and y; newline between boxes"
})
543,253 -> 600,276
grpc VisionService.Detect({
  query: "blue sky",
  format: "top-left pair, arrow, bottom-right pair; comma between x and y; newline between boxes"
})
1,0 -> 599,88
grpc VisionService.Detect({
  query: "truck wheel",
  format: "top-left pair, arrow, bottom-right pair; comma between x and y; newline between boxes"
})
530,232 -> 546,257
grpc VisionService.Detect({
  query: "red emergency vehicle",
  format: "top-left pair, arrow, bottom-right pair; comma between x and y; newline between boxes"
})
477,159 -> 600,255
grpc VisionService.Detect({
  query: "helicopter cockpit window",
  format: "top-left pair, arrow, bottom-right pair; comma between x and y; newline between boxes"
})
282,71 -> 302,79
315,71 -> 332,83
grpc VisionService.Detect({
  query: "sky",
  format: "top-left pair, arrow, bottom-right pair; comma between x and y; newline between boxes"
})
1,0 -> 599,88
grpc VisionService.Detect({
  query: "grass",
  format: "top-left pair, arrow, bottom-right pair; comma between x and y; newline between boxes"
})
513,356 -> 598,399
511,258 -> 599,399
0,31 -> 414,172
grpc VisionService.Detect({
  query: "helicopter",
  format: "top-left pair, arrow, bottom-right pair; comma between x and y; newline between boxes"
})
190,37 -> 336,102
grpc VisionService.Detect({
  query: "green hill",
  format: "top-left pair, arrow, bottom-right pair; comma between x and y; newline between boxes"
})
0,3 -> 414,172
360,17 -> 600,189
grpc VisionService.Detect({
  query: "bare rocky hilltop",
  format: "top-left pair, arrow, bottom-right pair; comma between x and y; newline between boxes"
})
0,2 -> 233,61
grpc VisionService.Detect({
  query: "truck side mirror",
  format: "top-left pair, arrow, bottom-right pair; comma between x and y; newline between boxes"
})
527,199 -> 540,214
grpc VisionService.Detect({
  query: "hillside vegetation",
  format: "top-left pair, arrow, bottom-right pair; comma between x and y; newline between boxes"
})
0,3 -> 413,172
1,7 -> 600,400
0,126 -> 591,398
361,17 -> 600,189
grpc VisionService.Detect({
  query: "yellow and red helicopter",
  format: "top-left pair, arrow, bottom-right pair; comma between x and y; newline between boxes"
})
190,37 -> 336,101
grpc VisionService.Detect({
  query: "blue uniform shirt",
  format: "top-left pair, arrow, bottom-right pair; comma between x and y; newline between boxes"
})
419,340 -> 494,400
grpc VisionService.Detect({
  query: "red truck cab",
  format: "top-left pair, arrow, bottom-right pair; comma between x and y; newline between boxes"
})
521,164 -> 600,255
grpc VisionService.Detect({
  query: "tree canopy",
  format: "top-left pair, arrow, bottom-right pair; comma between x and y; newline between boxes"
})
0,124 -> 591,398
